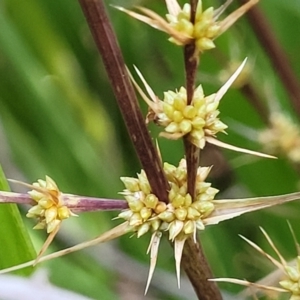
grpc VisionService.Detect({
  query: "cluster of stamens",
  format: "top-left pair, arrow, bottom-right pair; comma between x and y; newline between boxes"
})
26,176 -> 74,233
259,113 -> 300,163
154,85 -> 227,148
166,3 -> 220,51
118,159 -> 218,241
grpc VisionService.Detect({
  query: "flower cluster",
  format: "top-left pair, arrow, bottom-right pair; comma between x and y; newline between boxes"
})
166,2 -> 220,51
259,113 -> 300,163
119,159 -> 217,242
279,258 -> 300,297
26,176 -> 75,233
115,0 -> 259,54
155,85 -> 227,148
212,227 -> 300,300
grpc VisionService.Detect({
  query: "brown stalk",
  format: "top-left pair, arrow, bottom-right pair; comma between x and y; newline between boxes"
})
78,0 -> 221,298
180,1 -> 222,299
78,0 -> 169,203
238,0 -> 300,116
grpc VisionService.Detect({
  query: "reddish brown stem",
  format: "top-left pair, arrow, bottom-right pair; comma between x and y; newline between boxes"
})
238,0 -> 300,116
183,41 -> 199,199
78,0 -> 169,203
182,237 -> 222,300
180,1 -> 222,299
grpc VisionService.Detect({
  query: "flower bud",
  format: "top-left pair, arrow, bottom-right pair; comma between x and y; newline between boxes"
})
39,197 -> 54,209
47,219 -> 61,233
127,197 -> 144,212
137,223 -> 150,238
144,194 -> 158,209
206,24 -> 220,39
165,122 -> 179,133
187,207 -> 201,220
173,111 -> 184,123
58,206 -> 71,220
196,37 -> 215,51
140,207 -> 152,220
179,120 -> 192,134
169,220 -> 184,241
183,106 -> 197,119
285,265 -> 300,281
158,211 -> 175,222
154,201 -> 167,214
121,177 -> 140,192
172,194 -> 185,208
118,210 -> 133,220
45,207 -> 58,224
183,220 -> 195,235
151,219 -> 161,231
175,208 -> 187,221
129,213 -> 143,226
163,102 -> 175,119
196,220 -> 205,230
27,205 -> 44,218
184,194 -> 192,206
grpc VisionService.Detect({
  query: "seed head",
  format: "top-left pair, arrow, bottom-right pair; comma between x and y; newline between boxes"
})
118,158 -> 217,291
26,176 -> 75,233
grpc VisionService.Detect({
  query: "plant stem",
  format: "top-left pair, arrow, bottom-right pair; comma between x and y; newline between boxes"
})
238,0 -> 300,116
180,1 -> 222,299
182,237 -> 222,300
78,0 -> 169,203
183,41 -> 199,198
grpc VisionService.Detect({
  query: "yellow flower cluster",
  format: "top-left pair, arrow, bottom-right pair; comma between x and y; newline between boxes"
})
27,176 -> 74,233
259,113 -> 300,163
279,257 -> 300,297
167,3 -> 220,51
157,85 -> 227,148
119,159 -> 217,241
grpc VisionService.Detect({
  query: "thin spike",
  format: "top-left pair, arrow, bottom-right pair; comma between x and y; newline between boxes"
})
218,0 -> 259,37
206,136 -> 276,159
34,225 -> 61,266
210,278 -> 286,293
259,227 -> 287,266
174,238 -> 186,288
145,232 -> 162,294
133,66 -> 158,104
213,0 -> 233,19
126,66 -> 156,110
0,222 -> 130,275
8,179 -> 53,198
239,235 -> 284,270
214,58 -> 247,103
165,0 -> 181,16
287,221 -> 300,256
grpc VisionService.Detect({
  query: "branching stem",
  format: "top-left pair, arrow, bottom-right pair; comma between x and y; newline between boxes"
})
78,0 -> 169,203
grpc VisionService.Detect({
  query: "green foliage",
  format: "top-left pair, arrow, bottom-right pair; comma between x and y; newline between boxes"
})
0,165 -> 36,276
1,0 -> 300,299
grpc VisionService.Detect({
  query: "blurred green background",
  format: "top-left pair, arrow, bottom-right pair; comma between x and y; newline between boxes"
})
0,0 -> 300,299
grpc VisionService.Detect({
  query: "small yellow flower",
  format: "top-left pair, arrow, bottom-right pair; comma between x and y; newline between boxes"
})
25,176 -> 76,263
115,0 -> 259,54
129,60 -> 274,158
259,113 -> 300,164
118,158 -> 217,291
212,227 -> 300,300
27,176 -> 75,233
